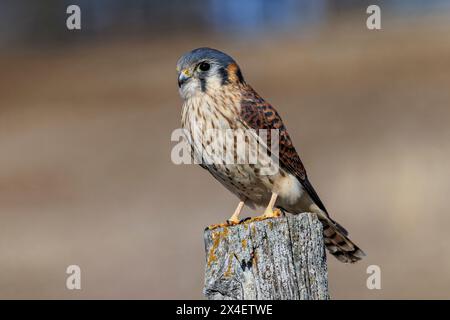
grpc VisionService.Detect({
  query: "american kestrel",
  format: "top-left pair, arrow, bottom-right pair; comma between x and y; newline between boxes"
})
176,47 -> 365,263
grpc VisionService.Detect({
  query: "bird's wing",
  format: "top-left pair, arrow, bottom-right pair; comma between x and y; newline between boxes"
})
238,85 -> 329,215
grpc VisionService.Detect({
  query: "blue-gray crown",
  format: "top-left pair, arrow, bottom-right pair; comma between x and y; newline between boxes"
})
177,47 -> 237,71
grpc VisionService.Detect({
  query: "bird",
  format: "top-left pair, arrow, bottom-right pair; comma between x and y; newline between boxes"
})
176,47 -> 365,263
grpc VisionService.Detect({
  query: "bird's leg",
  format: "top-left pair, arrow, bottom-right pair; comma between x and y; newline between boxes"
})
264,192 -> 281,217
256,192 -> 281,220
207,200 -> 245,230
227,200 -> 245,225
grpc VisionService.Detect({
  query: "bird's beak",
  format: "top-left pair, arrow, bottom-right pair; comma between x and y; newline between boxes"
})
178,69 -> 192,88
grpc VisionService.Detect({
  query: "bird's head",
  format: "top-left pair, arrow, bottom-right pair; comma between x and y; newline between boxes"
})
176,47 -> 245,99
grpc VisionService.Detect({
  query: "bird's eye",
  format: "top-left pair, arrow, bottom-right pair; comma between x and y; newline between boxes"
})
198,62 -> 210,72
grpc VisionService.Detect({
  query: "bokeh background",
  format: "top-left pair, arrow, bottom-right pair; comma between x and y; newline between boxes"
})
1,0 -> 450,299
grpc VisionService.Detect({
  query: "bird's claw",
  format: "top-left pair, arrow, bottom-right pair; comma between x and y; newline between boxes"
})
226,218 -> 240,226
207,218 -> 240,230
254,208 -> 282,221
206,209 -> 283,230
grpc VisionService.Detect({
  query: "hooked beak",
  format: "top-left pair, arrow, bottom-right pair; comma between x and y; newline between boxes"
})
178,69 -> 191,88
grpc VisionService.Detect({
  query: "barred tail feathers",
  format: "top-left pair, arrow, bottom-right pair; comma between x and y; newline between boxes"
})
320,217 -> 365,263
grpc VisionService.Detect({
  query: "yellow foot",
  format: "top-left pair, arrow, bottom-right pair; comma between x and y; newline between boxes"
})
207,218 -> 241,230
206,209 -> 283,230
247,208 -> 282,223
264,207 -> 282,218
227,216 -> 240,225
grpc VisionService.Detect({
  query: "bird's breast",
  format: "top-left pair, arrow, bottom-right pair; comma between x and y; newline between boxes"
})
180,91 -> 301,207
182,92 -> 241,133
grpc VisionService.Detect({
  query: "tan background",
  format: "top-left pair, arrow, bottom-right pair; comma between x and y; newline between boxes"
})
1,4 -> 450,298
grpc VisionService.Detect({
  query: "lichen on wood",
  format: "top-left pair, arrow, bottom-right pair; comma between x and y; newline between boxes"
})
203,212 -> 329,300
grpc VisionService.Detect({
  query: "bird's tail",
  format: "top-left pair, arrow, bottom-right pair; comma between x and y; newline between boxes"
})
318,216 -> 366,263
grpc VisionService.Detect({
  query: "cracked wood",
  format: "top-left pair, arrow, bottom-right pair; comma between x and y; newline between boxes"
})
203,212 -> 329,300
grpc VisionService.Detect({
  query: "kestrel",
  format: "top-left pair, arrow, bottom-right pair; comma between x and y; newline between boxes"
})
176,47 -> 365,263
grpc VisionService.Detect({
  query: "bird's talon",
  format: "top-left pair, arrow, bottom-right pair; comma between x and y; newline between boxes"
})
207,222 -> 227,230
266,208 -> 282,218
226,218 -> 240,226
257,208 -> 282,221
208,218 -> 241,230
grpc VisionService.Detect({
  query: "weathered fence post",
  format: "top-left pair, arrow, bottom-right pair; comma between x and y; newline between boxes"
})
203,212 -> 329,300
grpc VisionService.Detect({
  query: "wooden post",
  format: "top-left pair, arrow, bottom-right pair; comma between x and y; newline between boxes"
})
203,212 -> 329,300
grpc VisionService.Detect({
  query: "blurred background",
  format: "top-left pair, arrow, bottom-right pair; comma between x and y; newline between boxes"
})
1,0 -> 450,299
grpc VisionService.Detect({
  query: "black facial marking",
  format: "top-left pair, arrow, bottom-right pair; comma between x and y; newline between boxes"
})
218,67 -> 229,85
200,77 -> 207,92
197,61 -> 210,92
235,68 -> 244,83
